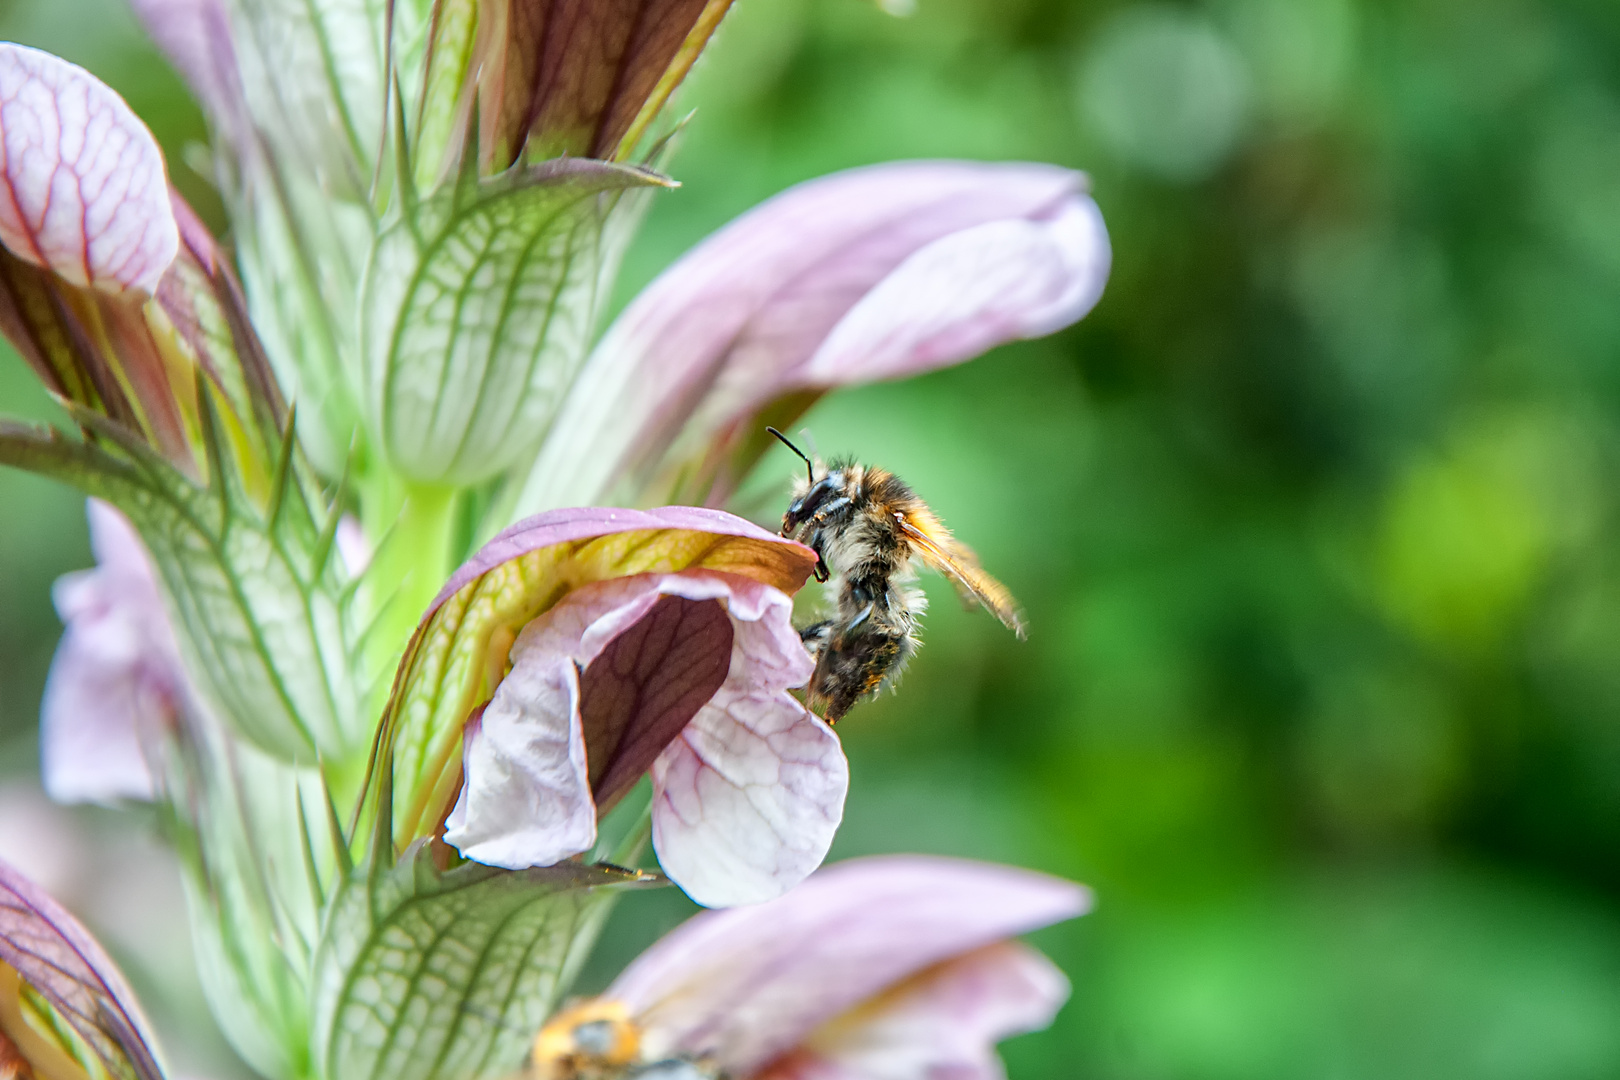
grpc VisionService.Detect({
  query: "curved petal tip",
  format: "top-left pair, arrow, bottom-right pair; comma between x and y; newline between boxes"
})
0,43 -> 178,294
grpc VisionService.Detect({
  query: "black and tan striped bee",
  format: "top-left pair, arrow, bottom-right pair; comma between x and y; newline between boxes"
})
770,428 -> 1026,723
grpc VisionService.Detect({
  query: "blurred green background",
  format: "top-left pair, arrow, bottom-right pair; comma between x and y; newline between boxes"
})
5,0 -> 1620,1076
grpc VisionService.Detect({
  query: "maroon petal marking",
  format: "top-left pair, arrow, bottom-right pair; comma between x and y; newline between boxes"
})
582,594 -> 733,811
479,0 -> 731,165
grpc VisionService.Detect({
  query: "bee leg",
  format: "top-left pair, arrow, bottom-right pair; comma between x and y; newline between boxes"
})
844,602 -> 874,633
808,496 -> 853,526
798,619 -> 834,657
798,530 -> 831,582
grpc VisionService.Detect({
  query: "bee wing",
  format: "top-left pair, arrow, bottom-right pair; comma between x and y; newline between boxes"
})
894,512 -> 1027,638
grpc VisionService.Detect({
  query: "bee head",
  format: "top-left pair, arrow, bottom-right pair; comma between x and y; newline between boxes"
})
781,471 -> 847,536
768,427 -> 831,533
531,999 -> 641,1080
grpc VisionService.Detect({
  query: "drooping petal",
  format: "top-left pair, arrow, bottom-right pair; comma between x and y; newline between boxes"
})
609,855 -> 1090,1074
0,859 -> 165,1080
650,686 -> 845,909
443,573 -> 733,868
757,942 -> 1069,1080
385,506 -> 815,853
516,161 -> 1110,512
443,568 -> 843,908
41,500 -> 180,805
0,44 -> 178,294
385,509 -> 815,855
648,579 -> 840,907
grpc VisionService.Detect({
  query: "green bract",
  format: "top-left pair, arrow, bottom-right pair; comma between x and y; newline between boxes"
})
363,160 -> 669,485
312,846 -> 651,1080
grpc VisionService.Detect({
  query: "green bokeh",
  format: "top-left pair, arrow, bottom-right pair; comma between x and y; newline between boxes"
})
5,0 -> 1620,1076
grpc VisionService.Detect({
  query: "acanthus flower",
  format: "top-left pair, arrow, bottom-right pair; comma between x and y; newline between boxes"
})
41,500 -> 176,805
534,855 -> 1091,1080
379,506 -> 842,907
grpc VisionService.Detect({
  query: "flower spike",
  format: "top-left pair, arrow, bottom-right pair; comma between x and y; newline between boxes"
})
376,506 -> 845,906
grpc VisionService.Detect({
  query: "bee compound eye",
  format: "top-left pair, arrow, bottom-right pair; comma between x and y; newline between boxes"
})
571,1020 -> 619,1056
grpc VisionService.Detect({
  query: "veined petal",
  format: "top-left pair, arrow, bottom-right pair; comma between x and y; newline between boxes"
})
42,500 -> 177,805
758,942 -> 1069,1080
475,0 -> 735,167
0,860 -> 165,1080
516,161 -> 1110,513
0,44 -> 178,294
381,507 -> 816,854
609,855 -> 1090,1073
445,568 -> 841,909
443,574 -> 732,868
650,685 -> 845,908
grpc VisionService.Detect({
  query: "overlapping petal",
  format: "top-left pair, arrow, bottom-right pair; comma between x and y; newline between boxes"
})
517,161 -> 1111,512
609,855 -> 1090,1073
0,43 -> 178,295
650,688 -> 844,908
442,568 -> 843,905
41,500 -> 178,805
379,507 -> 821,884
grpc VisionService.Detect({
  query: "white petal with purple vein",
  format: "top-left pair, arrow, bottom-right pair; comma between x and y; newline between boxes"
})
0,44 -> 177,293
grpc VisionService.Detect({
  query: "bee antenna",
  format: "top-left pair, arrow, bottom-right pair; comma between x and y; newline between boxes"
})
767,426 -> 815,485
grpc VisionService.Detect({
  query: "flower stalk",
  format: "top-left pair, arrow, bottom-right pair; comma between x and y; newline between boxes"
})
0,1 -> 1114,1076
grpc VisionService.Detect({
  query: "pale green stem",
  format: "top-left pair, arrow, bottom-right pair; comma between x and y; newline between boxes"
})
360,478 -> 459,716
608,805 -> 654,868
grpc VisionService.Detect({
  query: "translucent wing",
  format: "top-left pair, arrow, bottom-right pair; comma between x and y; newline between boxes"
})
894,511 -> 1026,638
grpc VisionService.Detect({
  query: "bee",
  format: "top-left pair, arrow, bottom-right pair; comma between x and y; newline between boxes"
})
529,1000 -> 720,1080
769,428 -> 1026,723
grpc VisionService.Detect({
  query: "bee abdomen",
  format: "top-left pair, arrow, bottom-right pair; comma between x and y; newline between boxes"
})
810,627 -> 910,723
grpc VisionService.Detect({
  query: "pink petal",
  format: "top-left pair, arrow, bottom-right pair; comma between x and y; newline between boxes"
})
381,506 -> 813,851
798,197 -> 1109,385
759,943 -> 1069,1080
517,161 -> 1110,512
650,686 -> 844,908
126,0 -> 246,139
444,570 -> 829,888
0,44 -> 178,294
443,576 -> 682,867
641,572 -> 839,907
41,501 -> 180,805
608,855 -> 1090,1073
